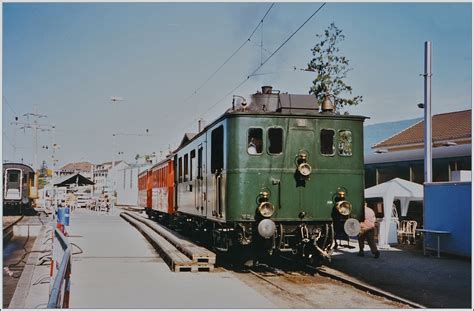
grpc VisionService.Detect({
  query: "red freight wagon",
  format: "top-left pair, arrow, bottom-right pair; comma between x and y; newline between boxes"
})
138,170 -> 150,209
146,157 -> 174,219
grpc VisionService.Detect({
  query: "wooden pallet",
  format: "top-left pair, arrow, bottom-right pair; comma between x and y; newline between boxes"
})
121,213 -> 214,272
124,212 -> 216,264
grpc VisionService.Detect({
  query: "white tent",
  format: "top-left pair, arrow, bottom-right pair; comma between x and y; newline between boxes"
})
365,178 -> 423,248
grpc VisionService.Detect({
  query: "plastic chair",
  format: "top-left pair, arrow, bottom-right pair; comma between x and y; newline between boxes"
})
397,220 -> 408,244
407,220 -> 417,244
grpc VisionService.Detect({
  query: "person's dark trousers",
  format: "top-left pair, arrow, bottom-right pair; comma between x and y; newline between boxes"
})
358,228 -> 379,257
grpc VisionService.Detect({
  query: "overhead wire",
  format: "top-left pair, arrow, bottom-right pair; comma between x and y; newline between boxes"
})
3,95 -> 18,116
181,3 -> 275,104
198,2 -> 327,119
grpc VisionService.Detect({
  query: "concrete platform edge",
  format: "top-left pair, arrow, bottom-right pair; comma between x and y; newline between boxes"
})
8,225 -> 49,308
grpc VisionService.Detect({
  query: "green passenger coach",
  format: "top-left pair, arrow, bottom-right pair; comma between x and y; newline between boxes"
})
169,86 -> 366,263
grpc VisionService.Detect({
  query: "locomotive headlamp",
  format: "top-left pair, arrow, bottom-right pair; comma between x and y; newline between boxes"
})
337,191 -> 346,199
298,163 -> 312,176
259,191 -> 270,201
258,201 -> 275,218
258,218 -> 276,239
335,200 -> 352,216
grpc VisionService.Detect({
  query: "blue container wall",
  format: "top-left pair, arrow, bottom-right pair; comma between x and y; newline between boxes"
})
424,182 -> 471,257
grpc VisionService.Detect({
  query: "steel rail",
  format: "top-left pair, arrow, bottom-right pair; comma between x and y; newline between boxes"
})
47,228 -> 72,308
277,254 -> 423,308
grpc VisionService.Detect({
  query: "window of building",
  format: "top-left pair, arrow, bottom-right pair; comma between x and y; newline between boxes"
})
248,128 -> 263,155
320,129 -> 335,155
338,130 -> 353,156
268,128 -> 283,154
211,125 -> 224,173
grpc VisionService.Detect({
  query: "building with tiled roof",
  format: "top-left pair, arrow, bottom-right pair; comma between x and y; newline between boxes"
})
372,110 -> 471,152
365,109 -> 471,187
58,161 -> 94,177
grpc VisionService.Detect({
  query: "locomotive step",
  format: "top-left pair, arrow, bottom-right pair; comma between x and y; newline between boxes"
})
121,213 -> 214,272
123,212 -> 216,264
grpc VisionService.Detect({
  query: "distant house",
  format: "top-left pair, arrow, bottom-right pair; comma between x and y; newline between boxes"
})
365,110 -> 471,187
58,161 -> 94,179
92,160 -> 125,195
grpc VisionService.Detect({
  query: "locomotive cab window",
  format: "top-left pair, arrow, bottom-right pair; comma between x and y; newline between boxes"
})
338,130 -> 353,156
320,129 -> 335,155
211,125 -> 224,174
178,157 -> 183,183
8,171 -> 19,183
190,150 -> 196,181
184,154 -> 189,182
248,128 -> 263,155
268,128 -> 283,154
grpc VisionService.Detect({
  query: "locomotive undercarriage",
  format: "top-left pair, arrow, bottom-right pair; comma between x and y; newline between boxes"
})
148,209 -> 336,265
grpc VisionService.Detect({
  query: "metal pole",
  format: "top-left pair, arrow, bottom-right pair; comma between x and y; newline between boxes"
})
424,41 -> 432,183
111,133 -> 116,214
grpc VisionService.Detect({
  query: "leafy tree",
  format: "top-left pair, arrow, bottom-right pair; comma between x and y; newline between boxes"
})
308,23 -> 362,111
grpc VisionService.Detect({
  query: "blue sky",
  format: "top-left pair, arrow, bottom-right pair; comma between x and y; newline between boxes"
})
2,2 -> 471,168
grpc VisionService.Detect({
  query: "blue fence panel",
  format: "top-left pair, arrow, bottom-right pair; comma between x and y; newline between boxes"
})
424,182 -> 471,256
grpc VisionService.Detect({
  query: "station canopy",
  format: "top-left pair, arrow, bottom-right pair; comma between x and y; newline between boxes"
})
365,178 -> 423,247
53,173 -> 95,187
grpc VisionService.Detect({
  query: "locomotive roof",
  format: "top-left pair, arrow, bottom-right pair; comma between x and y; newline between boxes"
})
173,89 -> 367,153
3,162 -> 35,173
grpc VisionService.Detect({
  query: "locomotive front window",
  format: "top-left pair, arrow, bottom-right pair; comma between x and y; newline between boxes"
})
338,130 -> 353,156
248,128 -> 263,155
8,172 -> 19,183
320,129 -> 335,155
268,128 -> 283,154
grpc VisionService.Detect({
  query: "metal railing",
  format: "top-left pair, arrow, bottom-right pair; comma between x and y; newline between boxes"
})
47,228 -> 72,308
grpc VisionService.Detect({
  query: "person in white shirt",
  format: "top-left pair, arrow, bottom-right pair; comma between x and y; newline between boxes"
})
248,138 -> 258,154
358,203 -> 380,258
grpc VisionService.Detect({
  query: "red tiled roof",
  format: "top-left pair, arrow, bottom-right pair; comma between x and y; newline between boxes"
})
373,110 -> 471,149
60,161 -> 94,172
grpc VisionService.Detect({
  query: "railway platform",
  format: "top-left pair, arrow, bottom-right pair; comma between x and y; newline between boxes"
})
330,239 -> 471,308
10,208 -> 275,308
5,208 -> 471,308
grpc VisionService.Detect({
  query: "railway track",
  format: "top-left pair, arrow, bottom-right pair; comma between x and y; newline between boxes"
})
121,210 -> 422,307
3,216 -> 24,243
273,254 -> 424,308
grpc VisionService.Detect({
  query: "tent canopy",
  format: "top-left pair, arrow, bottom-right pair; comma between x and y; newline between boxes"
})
364,178 -> 423,247
53,173 -> 94,187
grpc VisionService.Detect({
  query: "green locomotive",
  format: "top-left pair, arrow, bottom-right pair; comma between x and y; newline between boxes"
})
149,86 -> 365,263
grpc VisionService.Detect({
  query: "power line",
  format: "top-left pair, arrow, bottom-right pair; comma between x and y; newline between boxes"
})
199,3 -> 327,119
3,95 -> 18,116
249,3 -> 326,77
181,3 -> 275,104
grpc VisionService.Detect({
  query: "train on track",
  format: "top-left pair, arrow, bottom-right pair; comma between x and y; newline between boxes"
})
3,162 -> 38,215
138,86 -> 366,264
